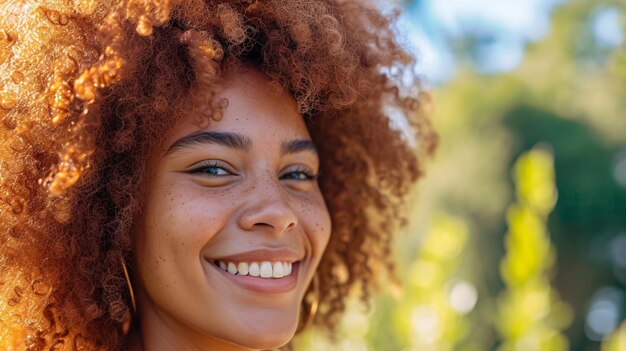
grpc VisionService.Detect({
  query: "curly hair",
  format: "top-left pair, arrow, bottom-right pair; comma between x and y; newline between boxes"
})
0,0 -> 436,349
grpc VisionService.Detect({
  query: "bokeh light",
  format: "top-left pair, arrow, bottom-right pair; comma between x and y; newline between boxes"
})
448,281 -> 478,315
592,7 -> 624,48
585,287 -> 624,341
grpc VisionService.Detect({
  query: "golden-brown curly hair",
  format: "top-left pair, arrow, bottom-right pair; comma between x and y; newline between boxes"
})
0,0 -> 436,349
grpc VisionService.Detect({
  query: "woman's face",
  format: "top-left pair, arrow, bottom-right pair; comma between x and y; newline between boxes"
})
134,69 -> 331,350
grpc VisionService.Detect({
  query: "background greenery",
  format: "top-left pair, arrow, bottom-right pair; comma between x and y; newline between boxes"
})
296,0 -> 626,350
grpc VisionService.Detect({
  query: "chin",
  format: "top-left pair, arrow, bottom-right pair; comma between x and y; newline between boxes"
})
227,327 -> 296,350
225,313 -> 298,350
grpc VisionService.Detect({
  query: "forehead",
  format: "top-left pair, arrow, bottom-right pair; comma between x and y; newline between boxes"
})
162,68 -> 311,151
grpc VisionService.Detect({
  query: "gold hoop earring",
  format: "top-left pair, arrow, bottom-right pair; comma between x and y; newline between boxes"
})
296,274 -> 319,333
120,256 -> 137,314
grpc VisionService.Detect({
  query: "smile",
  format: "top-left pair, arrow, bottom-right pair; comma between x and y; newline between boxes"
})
208,260 -> 301,294
206,248 -> 303,293
214,260 -> 293,278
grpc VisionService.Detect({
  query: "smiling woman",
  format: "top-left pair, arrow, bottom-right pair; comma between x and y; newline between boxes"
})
0,0 -> 435,350
131,69 -> 332,349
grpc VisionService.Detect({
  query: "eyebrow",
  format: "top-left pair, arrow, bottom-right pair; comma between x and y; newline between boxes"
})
164,131 -> 252,155
164,131 -> 317,156
281,139 -> 317,155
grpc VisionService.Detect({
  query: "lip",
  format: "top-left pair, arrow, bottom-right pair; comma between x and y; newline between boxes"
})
208,248 -> 302,264
209,260 -> 301,294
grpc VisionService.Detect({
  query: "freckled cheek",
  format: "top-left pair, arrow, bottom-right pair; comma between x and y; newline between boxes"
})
143,184 -> 234,256
299,194 -> 332,256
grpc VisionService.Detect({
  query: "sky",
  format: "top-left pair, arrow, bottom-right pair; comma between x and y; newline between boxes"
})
394,0 -> 622,84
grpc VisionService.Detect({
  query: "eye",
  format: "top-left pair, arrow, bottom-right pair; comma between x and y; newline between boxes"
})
280,166 -> 318,181
188,160 -> 234,176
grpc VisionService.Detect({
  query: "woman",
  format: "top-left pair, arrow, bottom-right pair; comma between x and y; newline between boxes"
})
0,0 -> 435,349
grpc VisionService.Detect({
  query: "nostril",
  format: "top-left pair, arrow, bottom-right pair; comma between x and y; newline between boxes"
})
250,220 -> 296,233
238,200 -> 299,234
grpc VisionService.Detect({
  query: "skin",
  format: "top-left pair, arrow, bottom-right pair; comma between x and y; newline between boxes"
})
129,68 -> 332,350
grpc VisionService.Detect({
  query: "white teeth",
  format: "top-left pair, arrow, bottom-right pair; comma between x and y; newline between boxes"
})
273,262 -> 284,278
249,262 -> 260,277
227,262 -> 237,275
260,262 -> 272,278
284,262 -> 292,276
215,260 -> 295,279
238,262 -> 249,276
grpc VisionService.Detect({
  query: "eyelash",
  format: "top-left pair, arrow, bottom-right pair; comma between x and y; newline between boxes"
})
188,161 -> 318,181
189,161 -> 234,176
280,166 -> 319,181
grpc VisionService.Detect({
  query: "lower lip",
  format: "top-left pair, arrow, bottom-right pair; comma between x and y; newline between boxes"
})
210,262 -> 300,294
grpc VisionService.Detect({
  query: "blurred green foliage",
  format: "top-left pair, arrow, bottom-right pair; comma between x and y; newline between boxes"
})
389,214 -> 471,350
496,148 -> 572,351
295,0 -> 626,350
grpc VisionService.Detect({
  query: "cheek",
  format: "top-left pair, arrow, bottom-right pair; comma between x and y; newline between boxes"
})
138,180 -> 232,272
299,191 -> 332,259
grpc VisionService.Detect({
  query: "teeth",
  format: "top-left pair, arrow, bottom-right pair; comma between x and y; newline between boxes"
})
227,262 -> 237,275
284,262 -> 292,276
260,262 -> 272,278
273,262 -> 284,278
214,260 -> 295,279
238,262 -> 249,275
249,262 -> 260,277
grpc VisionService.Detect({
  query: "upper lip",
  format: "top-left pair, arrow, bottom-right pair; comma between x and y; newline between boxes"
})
207,248 -> 303,264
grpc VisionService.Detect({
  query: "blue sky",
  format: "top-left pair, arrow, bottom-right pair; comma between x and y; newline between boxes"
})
395,0 -> 568,83
395,0 -> 625,84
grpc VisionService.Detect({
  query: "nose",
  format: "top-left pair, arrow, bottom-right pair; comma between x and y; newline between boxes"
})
238,183 -> 298,235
